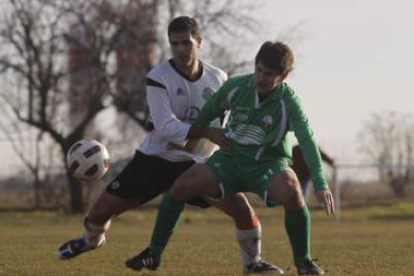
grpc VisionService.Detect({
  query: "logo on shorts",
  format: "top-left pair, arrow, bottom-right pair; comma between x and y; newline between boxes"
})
110,180 -> 120,190
262,115 -> 273,127
262,168 -> 274,180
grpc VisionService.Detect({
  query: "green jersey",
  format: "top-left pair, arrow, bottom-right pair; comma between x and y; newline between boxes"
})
196,74 -> 329,191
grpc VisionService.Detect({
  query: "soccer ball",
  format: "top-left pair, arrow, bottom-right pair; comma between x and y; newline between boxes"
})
67,139 -> 110,180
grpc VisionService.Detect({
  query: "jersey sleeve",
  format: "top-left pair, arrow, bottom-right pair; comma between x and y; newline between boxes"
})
284,88 -> 330,191
146,74 -> 190,144
194,78 -> 236,126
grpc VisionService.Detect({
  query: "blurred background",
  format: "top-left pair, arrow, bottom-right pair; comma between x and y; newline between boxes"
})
0,0 -> 413,214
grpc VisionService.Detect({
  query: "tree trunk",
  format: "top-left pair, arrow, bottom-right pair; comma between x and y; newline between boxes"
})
68,174 -> 84,213
34,170 -> 41,209
388,171 -> 408,198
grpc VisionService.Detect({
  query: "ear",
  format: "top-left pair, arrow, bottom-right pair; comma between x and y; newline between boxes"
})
196,36 -> 202,48
274,74 -> 286,86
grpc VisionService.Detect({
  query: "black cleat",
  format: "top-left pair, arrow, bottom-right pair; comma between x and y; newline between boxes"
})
125,247 -> 161,271
57,237 -> 105,260
244,260 -> 284,274
296,258 -> 324,275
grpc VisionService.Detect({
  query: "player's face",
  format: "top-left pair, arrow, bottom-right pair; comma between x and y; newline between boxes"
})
169,32 -> 201,69
254,61 -> 284,97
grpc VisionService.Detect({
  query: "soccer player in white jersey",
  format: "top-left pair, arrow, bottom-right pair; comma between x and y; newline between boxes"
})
57,16 -> 282,274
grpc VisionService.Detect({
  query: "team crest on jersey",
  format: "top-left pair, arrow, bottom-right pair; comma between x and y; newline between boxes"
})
176,88 -> 185,96
201,87 -> 214,100
262,115 -> 273,127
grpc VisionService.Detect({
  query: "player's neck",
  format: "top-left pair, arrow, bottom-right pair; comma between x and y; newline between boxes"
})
258,94 -> 268,103
257,89 -> 271,103
257,81 -> 282,102
177,60 -> 201,81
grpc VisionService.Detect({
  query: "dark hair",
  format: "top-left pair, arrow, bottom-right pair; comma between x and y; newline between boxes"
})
168,16 -> 201,38
255,41 -> 294,76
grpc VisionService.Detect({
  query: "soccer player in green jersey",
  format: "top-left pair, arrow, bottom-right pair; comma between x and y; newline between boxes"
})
131,41 -> 335,275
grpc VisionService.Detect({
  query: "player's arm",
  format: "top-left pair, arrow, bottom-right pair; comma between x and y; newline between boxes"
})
187,79 -> 233,147
146,77 -> 191,145
286,90 -> 335,215
286,93 -> 327,190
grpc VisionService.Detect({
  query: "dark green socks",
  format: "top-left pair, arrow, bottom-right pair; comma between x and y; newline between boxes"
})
284,205 -> 311,265
149,192 -> 185,257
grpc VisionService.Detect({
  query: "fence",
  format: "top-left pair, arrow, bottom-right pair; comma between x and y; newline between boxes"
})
332,163 -> 414,219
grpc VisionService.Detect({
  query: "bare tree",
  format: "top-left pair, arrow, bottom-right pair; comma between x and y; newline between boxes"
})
0,0 -> 262,212
0,0 -> 112,213
359,111 -> 414,197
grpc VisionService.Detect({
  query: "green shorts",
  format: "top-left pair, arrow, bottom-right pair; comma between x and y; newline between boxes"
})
204,150 -> 292,207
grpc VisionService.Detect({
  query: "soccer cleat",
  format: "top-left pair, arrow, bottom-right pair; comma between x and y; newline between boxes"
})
56,236 -> 105,260
125,247 -> 160,271
244,260 -> 284,275
296,258 -> 324,275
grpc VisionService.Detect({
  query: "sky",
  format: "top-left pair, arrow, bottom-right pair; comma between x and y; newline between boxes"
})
1,0 -> 414,178
251,0 -> 414,165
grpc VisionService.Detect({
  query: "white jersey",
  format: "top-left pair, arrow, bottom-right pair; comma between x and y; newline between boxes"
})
139,59 -> 227,162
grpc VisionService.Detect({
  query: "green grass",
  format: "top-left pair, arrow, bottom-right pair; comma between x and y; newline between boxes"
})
1,202 -> 414,276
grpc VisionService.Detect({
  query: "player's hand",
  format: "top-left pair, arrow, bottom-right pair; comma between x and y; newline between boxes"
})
315,189 -> 335,216
168,139 -> 200,152
206,128 -> 230,148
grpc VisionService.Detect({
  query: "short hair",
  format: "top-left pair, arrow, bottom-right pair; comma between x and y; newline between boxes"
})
255,41 -> 294,76
168,16 -> 201,38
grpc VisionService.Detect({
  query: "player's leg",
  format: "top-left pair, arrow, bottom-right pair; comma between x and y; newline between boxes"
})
57,152 -> 146,260
126,163 -> 221,271
84,193 -> 139,245
57,151 -> 142,260
212,194 -> 284,274
267,170 -> 324,275
57,192 -> 140,260
82,152 -> 193,251
58,151 -> 193,260
127,151 -> 283,274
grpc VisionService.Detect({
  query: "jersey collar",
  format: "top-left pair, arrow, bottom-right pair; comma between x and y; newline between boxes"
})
169,59 -> 204,82
250,74 -> 285,103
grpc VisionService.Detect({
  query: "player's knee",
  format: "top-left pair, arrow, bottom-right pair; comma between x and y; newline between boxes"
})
170,178 -> 192,201
281,179 -> 305,210
217,193 -> 256,224
233,194 -> 255,219
229,206 -> 255,224
86,192 -> 128,224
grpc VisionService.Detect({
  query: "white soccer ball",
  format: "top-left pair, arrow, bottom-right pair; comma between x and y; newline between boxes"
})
67,139 -> 110,180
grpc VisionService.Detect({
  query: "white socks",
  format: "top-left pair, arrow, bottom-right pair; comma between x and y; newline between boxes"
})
83,218 -> 111,248
236,221 -> 262,266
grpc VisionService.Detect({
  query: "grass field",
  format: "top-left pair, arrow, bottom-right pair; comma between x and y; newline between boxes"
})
1,202 -> 414,276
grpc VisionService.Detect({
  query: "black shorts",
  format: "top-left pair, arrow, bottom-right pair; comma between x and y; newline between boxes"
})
106,151 -> 211,208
